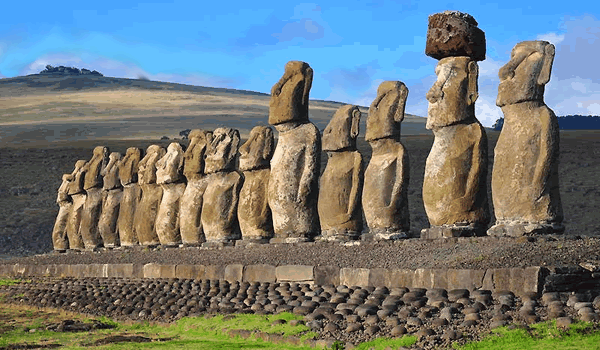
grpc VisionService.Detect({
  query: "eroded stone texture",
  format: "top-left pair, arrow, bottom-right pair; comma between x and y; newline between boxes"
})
65,160 -> 87,250
79,146 -> 109,249
180,130 -> 212,246
117,147 -> 142,246
426,11 -> 486,61
318,105 -> 364,241
52,174 -> 72,251
98,152 -> 122,247
155,142 -> 186,246
201,128 -> 243,244
422,57 -> 489,238
268,61 -> 320,242
489,41 -> 563,236
363,82 -> 410,239
238,126 -> 275,243
134,145 -> 165,246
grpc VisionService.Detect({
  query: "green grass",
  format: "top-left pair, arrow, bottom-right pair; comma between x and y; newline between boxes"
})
0,278 -> 30,286
455,321 -> 600,350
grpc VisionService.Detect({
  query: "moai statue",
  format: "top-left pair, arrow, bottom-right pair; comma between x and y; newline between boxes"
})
267,60 -> 321,242
362,82 -> 411,240
488,41 -> 564,236
318,105 -> 364,241
52,173 -> 73,251
201,127 -> 243,245
98,152 -> 123,248
421,11 -> 490,238
180,129 -> 213,246
134,145 -> 166,246
155,142 -> 186,246
65,160 -> 87,250
117,147 -> 143,246
237,126 -> 275,244
79,146 -> 109,249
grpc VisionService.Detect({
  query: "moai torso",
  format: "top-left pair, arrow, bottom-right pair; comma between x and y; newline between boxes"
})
98,152 -> 123,247
180,130 -> 212,246
267,60 -> 321,242
362,81 -> 410,239
489,41 -> 563,235
237,126 -> 274,243
155,142 -> 186,246
65,160 -> 87,250
52,173 -> 73,251
83,146 -> 109,191
134,145 -> 166,246
201,128 -> 243,244
117,147 -> 142,246
80,146 -> 109,249
318,105 -> 364,240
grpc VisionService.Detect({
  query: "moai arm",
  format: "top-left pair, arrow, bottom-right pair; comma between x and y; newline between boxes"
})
226,173 -> 244,225
389,144 -> 409,209
296,139 -> 319,203
347,151 -> 364,217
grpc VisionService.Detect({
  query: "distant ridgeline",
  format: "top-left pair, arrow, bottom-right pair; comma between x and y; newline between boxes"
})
38,65 -> 103,77
493,115 -> 600,130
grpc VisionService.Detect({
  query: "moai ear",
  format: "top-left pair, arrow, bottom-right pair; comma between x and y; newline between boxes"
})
302,67 -> 314,107
538,43 -> 555,86
350,108 -> 361,139
262,127 -> 274,160
467,61 -> 479,105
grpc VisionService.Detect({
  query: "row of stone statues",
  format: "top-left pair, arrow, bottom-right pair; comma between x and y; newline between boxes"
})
51,11 -> 564,251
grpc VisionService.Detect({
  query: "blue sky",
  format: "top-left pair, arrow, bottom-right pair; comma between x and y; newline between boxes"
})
0,1 -> 598,127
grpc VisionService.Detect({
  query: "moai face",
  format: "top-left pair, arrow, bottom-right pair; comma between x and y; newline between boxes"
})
102,152 -> 122,190
156,142 -> 185,184
138,145 -> 166,185
119,147 -> 142,185
269,60 -> 313,125
365,81 -> 408,142
426,56 -> 479,130
322,105 -> 361,151
66,160 -> 87,195
204,127 -> 240,174
83,146 -> 109,190
497,41 -> 555,107
239,126 -> 274,171
183,129 -> 212,180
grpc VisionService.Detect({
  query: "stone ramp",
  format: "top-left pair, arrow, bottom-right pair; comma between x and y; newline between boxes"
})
1,262 -> 598,296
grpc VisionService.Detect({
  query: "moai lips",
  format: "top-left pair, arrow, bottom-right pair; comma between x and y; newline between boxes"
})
268,60 -> 321,242
426,11 -> 486,61
134,145 -> 165,246
117,147 -> 142,246
155,142 -> 186,246
489,40 -> 564,236
318,105 -> 364,241
180,130 -> 212,246
98,152 -> 123,247
201,128 -> 243,245
237,126 -> 275,243
362,82 -> 410,239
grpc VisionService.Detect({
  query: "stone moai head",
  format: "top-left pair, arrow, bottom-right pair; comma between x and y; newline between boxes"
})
119,147 -> 143,186
101,152 -> 122,190
66,160 -> 87,195
365,81 -> 409,142
322,105 -> 361,151
497,40 -> 555,107
269,60 -> 313,125
83,146 -> 110,190
156,142 -> 185,184
204,127 -> 240,174
138,145 -> 166,185
426,56 -> 479,130
239,126 -> 274,171
183,129 -> 213,180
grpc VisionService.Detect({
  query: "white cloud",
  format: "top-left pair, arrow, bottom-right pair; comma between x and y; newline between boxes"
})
475,94 -> 503,127
536,32 -> 566,45
588,103 -> 600,115
477,57 -> 504,79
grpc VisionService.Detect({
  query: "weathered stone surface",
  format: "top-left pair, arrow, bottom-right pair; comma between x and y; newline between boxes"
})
106,264 -> 134,278
244,264 -> 277,283
224,264 -> 244,283
269,60 -> 313,125
238,126 -> 274,241
489,41 -> 563,236
98,152 -> 122,247
318,105 -> 364,241
180,130 -> 212,245
276,265 -> 314,282
65,160 -> 87,250
117,148 -> 142,246
314,266 -> 340,286
422,56 -> 489,236
143,263 -> 176,279
175,264 -> 205,279
340,267 -> 370,287
134,145 -> 165,246
79,146 -> 109,249
363,82 -> 410,238
118,147 -> 142,186
155,143 -> 185,246
425,11 -> 486,61
52,174 -> 72,251
202,128 -> 243,243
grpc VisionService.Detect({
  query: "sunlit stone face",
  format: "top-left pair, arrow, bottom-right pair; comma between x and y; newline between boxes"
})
322,105 -> 360,151
239,126 -> 274,171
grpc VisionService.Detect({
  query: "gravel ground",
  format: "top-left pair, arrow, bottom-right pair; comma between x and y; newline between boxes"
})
2,235 -> 600,270
2,277 -> 599,349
